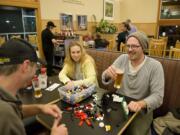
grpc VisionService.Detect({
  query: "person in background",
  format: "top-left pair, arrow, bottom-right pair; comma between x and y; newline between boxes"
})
102,31 -> 164,135
94,33 -> 109,51
116,22 -> 131,51
82,32 -> 94,42
126,19 -> 137,34
82,32 -> 95,48
59,41 -> 98,90
41,21 -> 62,76
0,39 -> 68,135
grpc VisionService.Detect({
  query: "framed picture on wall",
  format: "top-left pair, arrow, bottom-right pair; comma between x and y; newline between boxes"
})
60,13 -> 73,30
104,0 -> 114,20
77,15 -> 87,30
63,0 -> 83,5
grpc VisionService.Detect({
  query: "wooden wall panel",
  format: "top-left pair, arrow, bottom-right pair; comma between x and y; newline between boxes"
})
41,19 -> 157,37
135,23 -> 157,37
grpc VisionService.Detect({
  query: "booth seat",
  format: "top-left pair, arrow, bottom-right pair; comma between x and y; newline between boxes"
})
86,49 -> 180,117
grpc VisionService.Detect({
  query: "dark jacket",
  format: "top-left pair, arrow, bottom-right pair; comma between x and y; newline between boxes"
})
41,28 -> 55,53
116,31 -> 129,51
95,38 -> 109,49
0,88 -> 25,135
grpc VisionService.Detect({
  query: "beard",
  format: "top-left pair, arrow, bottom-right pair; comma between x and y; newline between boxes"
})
128,51 -> 138,60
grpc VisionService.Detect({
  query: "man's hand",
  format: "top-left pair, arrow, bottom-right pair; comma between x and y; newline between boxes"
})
51,117 -> 68,135
52,39 -> 63,46
128,100 -> 147,112
22,104 -> 62,118
39,104 -> 62,119
105,66 -> 117,80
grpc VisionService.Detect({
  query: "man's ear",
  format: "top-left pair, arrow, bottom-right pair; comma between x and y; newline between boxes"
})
20,60 -> 31,73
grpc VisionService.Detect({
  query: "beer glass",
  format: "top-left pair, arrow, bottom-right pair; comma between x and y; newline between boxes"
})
114,69 -> 124,89
32,76 -> 42,98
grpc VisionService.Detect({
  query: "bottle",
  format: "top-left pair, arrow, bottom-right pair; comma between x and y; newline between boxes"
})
39,67 -> 47,89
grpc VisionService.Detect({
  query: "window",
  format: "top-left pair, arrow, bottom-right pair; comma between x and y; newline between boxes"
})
0,6 -> 37,43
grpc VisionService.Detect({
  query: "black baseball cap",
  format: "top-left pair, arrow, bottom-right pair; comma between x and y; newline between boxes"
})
0,38 -> 42,65
47,21 -> 56,27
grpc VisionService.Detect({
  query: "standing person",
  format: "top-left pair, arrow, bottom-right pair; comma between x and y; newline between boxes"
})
41,21 -> 61,76
126,19 -> 137,34
102,31 -> 164,135
59,41 -> 98,89
116,22 -> 131,51
0,39 -> 68,135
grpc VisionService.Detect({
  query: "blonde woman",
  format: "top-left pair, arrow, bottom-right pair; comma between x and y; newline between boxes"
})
59,41 -> 98,89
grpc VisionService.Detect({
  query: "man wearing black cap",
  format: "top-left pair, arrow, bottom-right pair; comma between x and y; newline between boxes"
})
0,39 -> 68,135
102,31 -> 164,135
41,21 -> 61,76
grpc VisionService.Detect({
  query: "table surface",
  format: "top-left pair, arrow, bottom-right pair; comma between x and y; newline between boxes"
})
18,76 -> 138,135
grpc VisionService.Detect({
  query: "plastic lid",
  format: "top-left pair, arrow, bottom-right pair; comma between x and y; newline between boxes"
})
41,67 -> 46,74
33,75 -> 38,81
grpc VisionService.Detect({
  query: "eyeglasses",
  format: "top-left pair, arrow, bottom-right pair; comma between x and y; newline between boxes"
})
126,44 -> 141,49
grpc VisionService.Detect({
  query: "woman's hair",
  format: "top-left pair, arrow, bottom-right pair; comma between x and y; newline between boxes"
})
64,41 -> 96,77
64,41 -> 86,64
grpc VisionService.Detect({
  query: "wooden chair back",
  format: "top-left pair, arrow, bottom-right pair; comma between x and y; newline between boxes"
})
0,36 -> 6,46
159,36 -> 168,50
149,38 -> 166,57
175,40 -> 180,49
10,35 -> 21,39
120,43 -> 127,53
107,39 -> 113,51
169,47 -> 180,59
28,34 -> 38,45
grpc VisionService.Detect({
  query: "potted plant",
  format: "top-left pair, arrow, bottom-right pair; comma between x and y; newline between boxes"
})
96,19 -> 117,34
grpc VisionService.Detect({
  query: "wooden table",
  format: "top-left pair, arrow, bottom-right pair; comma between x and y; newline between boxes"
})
35,85 -> 138,135
18,76 -> 138,135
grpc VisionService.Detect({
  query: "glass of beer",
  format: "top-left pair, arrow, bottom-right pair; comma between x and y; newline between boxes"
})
114,69 -> 124,89
32,75 -> 42,98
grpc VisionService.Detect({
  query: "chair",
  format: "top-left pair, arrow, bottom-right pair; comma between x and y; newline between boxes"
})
0,36 -> 6,46
149,38 -> 166,57
28,34 -> 38,45
159,36 -> 168,50
175,40 -> 180,49
120,43 -> 127,53
10,35 -> 21,39
107,39 -> 113,51
169,47 -> 180,59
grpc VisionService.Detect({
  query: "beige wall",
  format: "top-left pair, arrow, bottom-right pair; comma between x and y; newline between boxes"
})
40,0 -> 120,22
119,0 -> 158,23
40,0 -> 158,23
40,0 -> 158,36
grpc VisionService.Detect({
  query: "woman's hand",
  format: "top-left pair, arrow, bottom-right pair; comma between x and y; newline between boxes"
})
65,81 -> 74,90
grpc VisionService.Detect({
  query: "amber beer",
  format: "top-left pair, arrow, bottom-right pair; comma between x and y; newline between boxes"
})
114,71 -> 124,89
32,75 -> 42,98
34,88 -> 42,98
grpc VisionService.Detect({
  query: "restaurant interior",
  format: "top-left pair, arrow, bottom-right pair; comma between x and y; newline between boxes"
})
0,0 -> 180,135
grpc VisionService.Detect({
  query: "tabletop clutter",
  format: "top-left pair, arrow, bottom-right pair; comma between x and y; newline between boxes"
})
31,67 -> 48,98
58,86 -> 129,132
